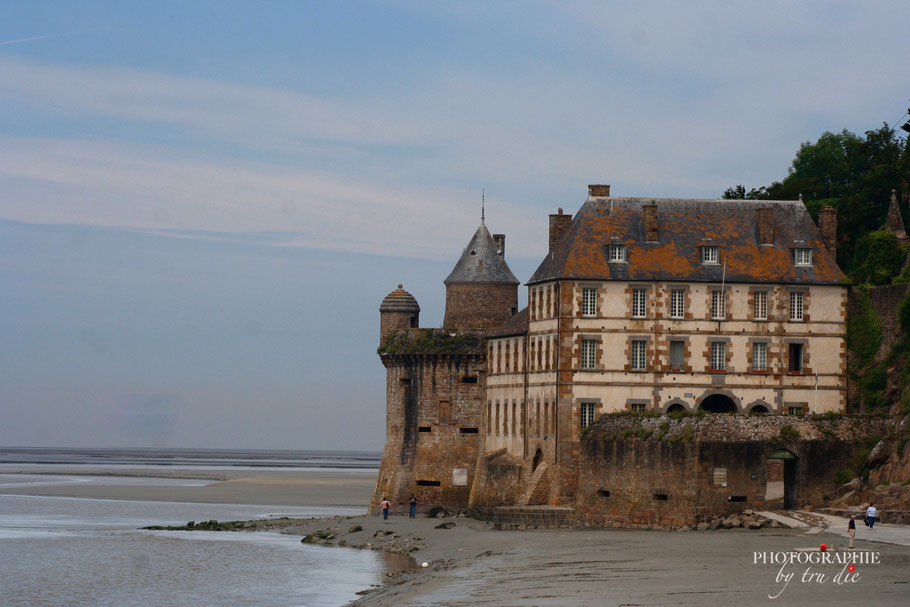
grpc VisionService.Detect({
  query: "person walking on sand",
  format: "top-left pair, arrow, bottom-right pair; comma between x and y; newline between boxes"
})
381,497 -> 391,520
866,503 -> 878,529
409,494 -> 417,518
848,515 -> 856,549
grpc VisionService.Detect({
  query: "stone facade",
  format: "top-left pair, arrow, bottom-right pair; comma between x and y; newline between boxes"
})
443,282 -> 518,331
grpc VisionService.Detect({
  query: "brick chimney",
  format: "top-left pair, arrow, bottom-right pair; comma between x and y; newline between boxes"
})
588,184 -> 611,197
493,233 -> 506,258
755,207 -> 774,245
642,203 -> 658,242
549,208 -> 572,251
818,206 -> 837,256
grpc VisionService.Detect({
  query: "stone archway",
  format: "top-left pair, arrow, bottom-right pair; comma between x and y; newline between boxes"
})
749,404 -> 770,414
667,403 -> 686,414
699,394 -> 737,413
767,449 -> 799,509
532,448 -> 543,471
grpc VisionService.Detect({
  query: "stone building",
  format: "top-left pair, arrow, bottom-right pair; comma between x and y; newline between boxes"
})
373,185 -> 853,524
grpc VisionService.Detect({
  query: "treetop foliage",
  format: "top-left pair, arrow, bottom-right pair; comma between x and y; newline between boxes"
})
724,123 -> 910,284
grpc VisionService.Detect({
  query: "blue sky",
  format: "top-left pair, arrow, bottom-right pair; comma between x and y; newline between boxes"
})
1,1 -> 908,449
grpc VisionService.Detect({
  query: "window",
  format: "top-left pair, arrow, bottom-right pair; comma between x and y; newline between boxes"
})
754,291 -> 768,320
711,290 -> 726,320
794,248 -> 812,266
609,244 -> 626,262
632,289 -> 647,318
787,405 -> 804,415
581,339 -> 597,369
631,340 -> 647,370
670,289 -> 685,319
582,287 -> 597,317
789,292 -> 804,321
580,402 -> 596,429
710,342 -> 726,371
789,343 -> 803,373
630,402 -> 646,412
702,246 -> 719,264
669,340 -> 685,370
752,342 -> 767,372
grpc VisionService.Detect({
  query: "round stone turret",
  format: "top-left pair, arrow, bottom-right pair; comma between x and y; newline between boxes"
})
379,284 -> 420,344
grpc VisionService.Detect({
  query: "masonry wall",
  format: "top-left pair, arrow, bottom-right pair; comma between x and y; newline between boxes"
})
443,283 -> 518,331
370,353 -> 485,515
573,415 -> 890,529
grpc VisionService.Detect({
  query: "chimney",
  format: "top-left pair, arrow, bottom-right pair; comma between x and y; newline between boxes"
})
642,203 -> 658,242
493,233 -> 506,258
756,207 -> 774,245
549,208 -> 572,251
588,184 -> 611,198
818,206 -> 837,257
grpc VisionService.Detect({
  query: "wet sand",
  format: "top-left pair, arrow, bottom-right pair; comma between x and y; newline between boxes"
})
0,467 -> 375,507
4,468 -> 908,605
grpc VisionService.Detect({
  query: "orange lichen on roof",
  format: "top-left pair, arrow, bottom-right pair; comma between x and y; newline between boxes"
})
529,197 -> 845,285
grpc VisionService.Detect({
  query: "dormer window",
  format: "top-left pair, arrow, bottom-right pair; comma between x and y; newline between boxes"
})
609,244 -> 626,262
794,248 -> 812,266
701,246 -> 719,264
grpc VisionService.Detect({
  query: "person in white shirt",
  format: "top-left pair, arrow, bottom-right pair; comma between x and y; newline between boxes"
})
865,503 -> 878,529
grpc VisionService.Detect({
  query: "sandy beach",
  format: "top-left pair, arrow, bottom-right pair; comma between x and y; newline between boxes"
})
3,466 -> 908,606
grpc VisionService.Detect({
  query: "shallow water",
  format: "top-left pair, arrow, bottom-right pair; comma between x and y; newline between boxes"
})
0,450 -> 395,606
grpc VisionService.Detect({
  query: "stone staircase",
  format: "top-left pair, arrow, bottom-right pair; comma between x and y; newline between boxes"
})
516,462 -> 549,506
490,506 -> 575,530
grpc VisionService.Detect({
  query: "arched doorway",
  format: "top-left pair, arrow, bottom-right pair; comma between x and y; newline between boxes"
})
667,403 -> 686,414
699,394 -> 737,413
532,448 -> 543,471
749,404 -> 769,414
767,449 -> 798,509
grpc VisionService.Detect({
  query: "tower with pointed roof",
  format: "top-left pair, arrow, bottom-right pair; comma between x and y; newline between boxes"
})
442,214 -> 520,331
885,189 -> 909,246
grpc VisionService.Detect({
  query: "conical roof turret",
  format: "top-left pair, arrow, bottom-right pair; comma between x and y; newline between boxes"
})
444,224 -> 519,285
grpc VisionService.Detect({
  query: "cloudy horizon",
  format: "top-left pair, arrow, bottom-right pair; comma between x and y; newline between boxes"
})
2,1 -> 908,450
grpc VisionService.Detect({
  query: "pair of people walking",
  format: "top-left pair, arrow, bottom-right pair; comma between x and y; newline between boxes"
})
379,494 -> 418,519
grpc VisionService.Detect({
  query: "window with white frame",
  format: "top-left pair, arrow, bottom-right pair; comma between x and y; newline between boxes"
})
632,289 -> 647,318
581,287 -> 597,317
787,405 -> 804,415
752,342 -> 767,372
670,289 -> 685,319
710,341 -> 726,371
789,291 -> 804,321
631,340 -> 647,370
580,402 -> 596,428
794,248 -> 813,266
711,290 -> 726,320
581,339 -> 597,369
669,340 -> 685,370
609,244 -> 627,262
702,246 -> 719,264
630,402 -> 646,412
754,290 -> 768,320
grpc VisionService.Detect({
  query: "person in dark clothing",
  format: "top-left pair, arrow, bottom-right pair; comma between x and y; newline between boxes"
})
848,515 -> 856,549
409,495 -> 417,518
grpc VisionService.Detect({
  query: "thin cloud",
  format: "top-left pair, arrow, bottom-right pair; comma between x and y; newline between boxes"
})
0,32 -> 73,47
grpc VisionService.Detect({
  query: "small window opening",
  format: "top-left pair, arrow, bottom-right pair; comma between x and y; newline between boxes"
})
399,377 -> 411,384
416,480 -> 441,486
461,376 -> 478,384
728,495 -> 747,502
418,426 -> 432,433
597,489 -> 611,498
653,493 -> 669,501
459,427 -> 479,434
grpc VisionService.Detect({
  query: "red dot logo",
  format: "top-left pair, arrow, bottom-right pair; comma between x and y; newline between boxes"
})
819,543 -> 827,552
848,564 -> 856,572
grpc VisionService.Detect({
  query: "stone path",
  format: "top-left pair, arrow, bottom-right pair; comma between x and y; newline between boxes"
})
759,510 -> 910,547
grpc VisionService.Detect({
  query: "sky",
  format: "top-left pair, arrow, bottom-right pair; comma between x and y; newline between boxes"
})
1,1 -> 908,450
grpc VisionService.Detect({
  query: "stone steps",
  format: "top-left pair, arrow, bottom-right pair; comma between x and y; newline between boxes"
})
491,506 -> 575,530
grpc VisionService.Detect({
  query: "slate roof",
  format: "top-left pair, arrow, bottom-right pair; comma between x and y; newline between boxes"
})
487,306 -> 529,338
529,197 -> 844,285
445,224 -> 520,285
